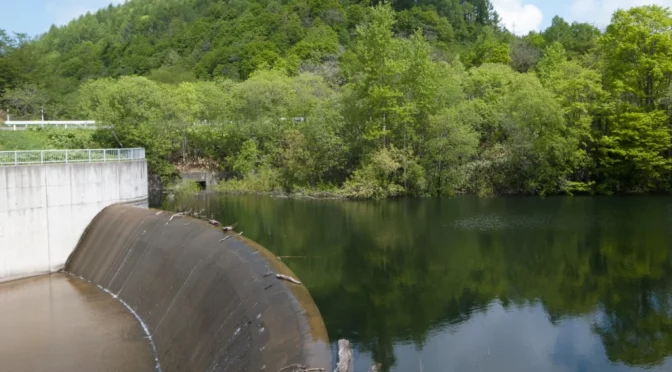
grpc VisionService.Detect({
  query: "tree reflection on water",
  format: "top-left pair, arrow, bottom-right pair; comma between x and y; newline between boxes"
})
162,195 -> 672,371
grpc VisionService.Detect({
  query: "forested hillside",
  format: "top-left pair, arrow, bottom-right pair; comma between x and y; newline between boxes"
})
1,0 -> 672,196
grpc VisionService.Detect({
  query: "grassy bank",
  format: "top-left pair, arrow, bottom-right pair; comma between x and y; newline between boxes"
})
0,128 -> 95,151
0,130 -> 49,150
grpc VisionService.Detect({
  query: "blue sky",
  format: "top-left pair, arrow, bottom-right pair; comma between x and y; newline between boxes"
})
2,0 -> 672,37
492,0 -> 672,35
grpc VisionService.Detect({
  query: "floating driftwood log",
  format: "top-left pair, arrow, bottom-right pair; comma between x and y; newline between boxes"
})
334,339 -> 352,372
277,364 -> 324,372
332,339 -> 380,372
222,223 -> 238,232
276,274 -> 302,285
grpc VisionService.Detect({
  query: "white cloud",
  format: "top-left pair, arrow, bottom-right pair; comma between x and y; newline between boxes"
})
492,0 -> 544,35
46,1 -> 124,27
569,0 -> 672,28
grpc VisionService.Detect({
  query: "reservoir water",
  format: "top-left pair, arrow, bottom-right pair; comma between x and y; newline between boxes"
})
159,194 -> 672,372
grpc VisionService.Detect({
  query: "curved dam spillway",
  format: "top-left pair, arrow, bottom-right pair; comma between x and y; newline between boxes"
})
0,205 -> 331,372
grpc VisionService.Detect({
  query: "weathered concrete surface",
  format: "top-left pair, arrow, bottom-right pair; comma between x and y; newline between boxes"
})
0,273 -> 154,372
66,205 -> 330,372
180,170 -> 223,189
0,161 -> 148,282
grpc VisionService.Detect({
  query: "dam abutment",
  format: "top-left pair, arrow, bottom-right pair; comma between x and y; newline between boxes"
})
0,153 -> 148,282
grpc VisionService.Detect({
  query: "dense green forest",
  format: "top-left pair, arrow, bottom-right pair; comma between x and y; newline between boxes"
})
1,0 -> 672,197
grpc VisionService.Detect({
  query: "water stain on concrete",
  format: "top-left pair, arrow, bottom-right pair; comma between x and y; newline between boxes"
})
0,273 -> 154,372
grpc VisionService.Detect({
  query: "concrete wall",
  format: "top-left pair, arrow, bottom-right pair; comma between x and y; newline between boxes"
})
0,161 -> 147,282
180,171 -> 224,189
66,205 -> 330,372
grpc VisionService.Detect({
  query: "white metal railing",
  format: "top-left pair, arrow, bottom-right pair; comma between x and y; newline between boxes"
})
3,121 -> 98,131
0,148 -> 145,166
5,120 -> 96,126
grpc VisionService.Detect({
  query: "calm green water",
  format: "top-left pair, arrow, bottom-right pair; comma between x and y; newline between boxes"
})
158,195 -> 672,372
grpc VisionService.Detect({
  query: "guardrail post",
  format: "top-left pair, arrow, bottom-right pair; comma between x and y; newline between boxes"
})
65,150 -> 68,163
88,149 -> 91,162
117,149 -> 121,160
14,152 -> 17,165
40,151 -> 44,164
103,150 -> 107,162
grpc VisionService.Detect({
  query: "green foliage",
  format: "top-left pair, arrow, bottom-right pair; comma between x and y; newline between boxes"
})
3,85 -> 48,119
543,16 -> 572,48
79,76 -> 167,128
341,3 -> 404,147
460,63 -> 588,195
216,167 -> 280,194
290,19 -> 340,62
341,4 -> 451,166
509,38 -> 541,73
341,146 -> 425,199
0,129 -> 48,150
601,5 -> 672,110
146,65 -> 196,84
0,29 -> 21,97
289,115 -> 348,186
167,178 -> 202,196
0,128 -> 94,150
597,111 -> 671,191
423,103 -> 480,195
461,24 -> 512,67
543,16 -> 600,56
500,73 -> 585,195
79,76 -> 180,177
233,139 -> 261,177
231,69 -> 325,122
4,1 -> 672,196
3,0 -> 501,100
395,7 -> 454,43
536,42 -> 567,83
594,5 -> 672,192
38,127 -> 96,149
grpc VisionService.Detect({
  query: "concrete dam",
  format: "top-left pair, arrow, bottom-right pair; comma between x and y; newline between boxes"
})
0,150 -> 330,372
